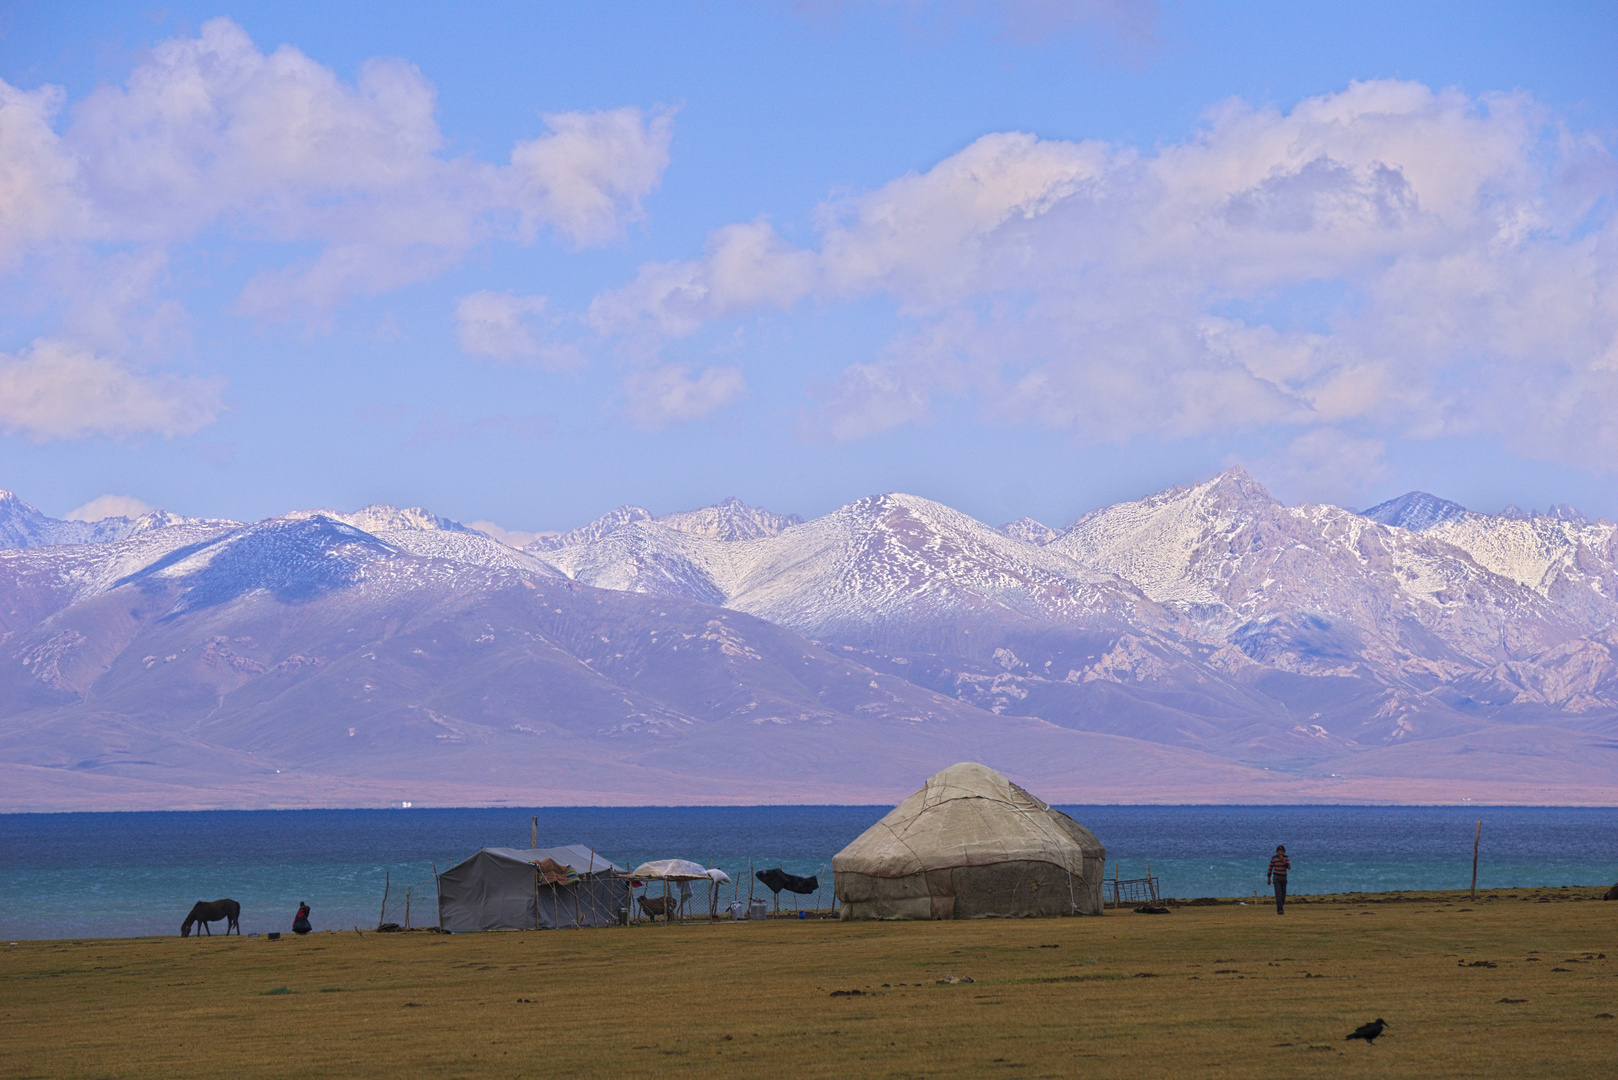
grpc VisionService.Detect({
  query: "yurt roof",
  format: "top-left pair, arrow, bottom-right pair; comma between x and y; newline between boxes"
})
832,762 -> 1103,879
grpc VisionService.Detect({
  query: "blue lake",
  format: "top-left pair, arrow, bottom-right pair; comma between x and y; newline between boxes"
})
1,805 -> 1613,940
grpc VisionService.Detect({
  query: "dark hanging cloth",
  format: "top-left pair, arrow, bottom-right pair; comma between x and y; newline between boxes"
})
755,868 -> 818,895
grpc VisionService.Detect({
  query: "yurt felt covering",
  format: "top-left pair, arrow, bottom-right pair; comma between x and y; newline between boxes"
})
833,763 -> 1106,920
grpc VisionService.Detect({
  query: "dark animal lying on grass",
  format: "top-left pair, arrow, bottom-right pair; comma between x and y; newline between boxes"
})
755,868 -> 818,895
638,895 -> 677,918
1603,883 -> 1618,901
1346,1019 -> 1388,1044
182,899 -> 241,937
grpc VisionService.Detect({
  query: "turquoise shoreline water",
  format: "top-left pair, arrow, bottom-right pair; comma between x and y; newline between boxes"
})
1,805 -> 1613,940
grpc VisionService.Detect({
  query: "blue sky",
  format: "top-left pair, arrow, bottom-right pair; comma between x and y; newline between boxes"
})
2,1 -> 1615,537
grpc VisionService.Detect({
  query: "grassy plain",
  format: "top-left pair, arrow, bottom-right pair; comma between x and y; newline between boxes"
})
2,888 -> 1614,1079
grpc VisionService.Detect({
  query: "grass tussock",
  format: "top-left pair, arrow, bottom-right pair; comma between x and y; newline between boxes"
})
0,888 -> 1613,1079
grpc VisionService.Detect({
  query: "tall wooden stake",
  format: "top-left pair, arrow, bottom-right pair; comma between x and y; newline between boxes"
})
531,816 -> 538,850
378,870 -> 390,930
431,861 -> 441,929
588,847 -> 601,927
405,889 -> 411,931
1470,819 -> 1482,900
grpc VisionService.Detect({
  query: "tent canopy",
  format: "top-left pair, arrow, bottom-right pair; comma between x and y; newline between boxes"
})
832,762 -> 1105,920
437,844 -> 628,932
482,846 -> 623,875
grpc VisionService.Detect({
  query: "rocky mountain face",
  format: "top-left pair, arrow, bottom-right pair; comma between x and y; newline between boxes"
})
2,475 -> 1614,809
0,490 -> 201,548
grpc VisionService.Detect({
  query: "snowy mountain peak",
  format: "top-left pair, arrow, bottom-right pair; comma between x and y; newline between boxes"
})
332,504 -> 475,534
657,496 -> 803,541
1360,491 -> 1469,531
529,504 -> 656,551
1050,477 -> 1266,607
1190,465 -> 1278,508
1000,517 -> 1057,545
0,490 -> 57,548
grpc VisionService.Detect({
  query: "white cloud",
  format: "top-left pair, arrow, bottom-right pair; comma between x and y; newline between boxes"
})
580,80 -> 1618,471
0,18 -> 674,321
0,339 -> 224,440
1247,428 -> 1392,509
509,107 -> 674,246
588,133 -> 1106,337
454,291 -> 585,369
622,365 -> 747,428
0,81 -> 86,267
468,520 -> 542,548
65,494 -> 158,521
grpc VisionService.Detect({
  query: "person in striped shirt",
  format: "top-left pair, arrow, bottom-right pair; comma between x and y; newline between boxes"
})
1266,846 -> 1290,914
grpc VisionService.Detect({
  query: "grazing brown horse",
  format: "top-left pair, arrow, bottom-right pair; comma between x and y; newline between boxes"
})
181,899 -> 241,936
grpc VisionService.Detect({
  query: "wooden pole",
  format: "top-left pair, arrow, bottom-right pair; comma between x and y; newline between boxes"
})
405,889 -> 411,931
431,861 -> 441,929
531,816 -> 538,850
1471,819 -> 1482,901
588,848 -> 601,927
378,870 -> 390,929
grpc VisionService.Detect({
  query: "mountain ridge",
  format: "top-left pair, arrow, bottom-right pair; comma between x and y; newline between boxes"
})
3,473 -> 1615,808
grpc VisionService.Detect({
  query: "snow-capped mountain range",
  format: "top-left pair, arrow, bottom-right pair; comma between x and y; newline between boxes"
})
1,470 -> 1614,810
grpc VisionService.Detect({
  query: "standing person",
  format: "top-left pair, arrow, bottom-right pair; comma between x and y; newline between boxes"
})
292,902 -> 312,935
1266,846 -> 1290,914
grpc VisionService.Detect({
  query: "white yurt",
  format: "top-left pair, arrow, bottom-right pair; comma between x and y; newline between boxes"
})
833,762 -> 1105,920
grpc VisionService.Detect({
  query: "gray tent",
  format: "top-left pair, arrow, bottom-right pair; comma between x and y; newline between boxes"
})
437,846 -> 628,932
833,762 -> 1106,920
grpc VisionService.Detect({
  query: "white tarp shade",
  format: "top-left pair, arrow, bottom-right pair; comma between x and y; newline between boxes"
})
630,858 -> 712,880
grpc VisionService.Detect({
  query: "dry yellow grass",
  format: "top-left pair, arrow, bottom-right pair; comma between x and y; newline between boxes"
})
3,888 -> 1614,1079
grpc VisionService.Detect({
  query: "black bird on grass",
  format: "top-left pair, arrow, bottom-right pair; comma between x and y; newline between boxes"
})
1346,1019 -> 1388,1043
